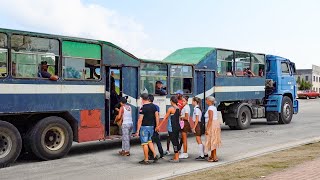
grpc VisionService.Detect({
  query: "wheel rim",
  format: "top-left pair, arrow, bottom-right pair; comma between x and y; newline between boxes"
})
283,103 -> 291,120
42,126 -> 65,151
240,112 -> 248,124
0,132 -> 13,159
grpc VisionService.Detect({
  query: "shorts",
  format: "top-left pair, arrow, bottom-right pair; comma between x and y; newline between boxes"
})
181,120 -> 192,133
140,126 -> 154,145
194,123 -> 202,136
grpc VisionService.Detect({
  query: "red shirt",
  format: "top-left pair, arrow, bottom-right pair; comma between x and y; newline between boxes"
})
178,99 -> 184,110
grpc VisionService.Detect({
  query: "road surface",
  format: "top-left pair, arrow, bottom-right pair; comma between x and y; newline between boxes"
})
1,99 -> 320,180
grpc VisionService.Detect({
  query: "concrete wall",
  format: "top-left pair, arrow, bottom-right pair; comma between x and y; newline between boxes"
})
295,65 -> 320,92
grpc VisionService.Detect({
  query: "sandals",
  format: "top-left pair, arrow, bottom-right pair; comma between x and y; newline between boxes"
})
208,157 -> 219,162
139,160 -> 151,165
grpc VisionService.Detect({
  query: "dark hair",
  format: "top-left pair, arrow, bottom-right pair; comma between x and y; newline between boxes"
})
182,95 -> 189,101
41,61 -> 48,65
156,81 -> 162,84
170,95 -> 178,104
192,97 -> 202,111
140,93 -> 149,100
119,97 -> 127,104
148,94 -> 154,102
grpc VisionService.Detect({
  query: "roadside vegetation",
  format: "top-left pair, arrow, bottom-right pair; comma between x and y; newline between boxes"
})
173,142 -> 320,180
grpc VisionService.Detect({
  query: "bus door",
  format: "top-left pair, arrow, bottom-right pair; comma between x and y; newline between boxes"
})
196,70 -> 215,111
105,67 -> 123,136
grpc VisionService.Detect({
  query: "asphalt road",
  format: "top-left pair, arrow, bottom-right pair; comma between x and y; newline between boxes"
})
1,99 -> 320,180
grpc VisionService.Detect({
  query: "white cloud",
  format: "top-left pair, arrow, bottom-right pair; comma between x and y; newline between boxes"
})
0,0 -> 168,59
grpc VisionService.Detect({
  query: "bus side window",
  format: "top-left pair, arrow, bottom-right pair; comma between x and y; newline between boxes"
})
0,33 -> 8,77
11,35 -> 59,79
170,65 -> 193,94
62,41 -> 101,80
217,50 -> 234,76
251,54 -> 265,77
140,63 -> 167,95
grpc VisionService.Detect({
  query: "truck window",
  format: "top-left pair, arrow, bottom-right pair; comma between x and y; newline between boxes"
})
217,50 -> 233,76
251,54 -> 265,77
11,35 -> 59,78
0,33 -> 7,77
170,65 -> 193,94
235,52 -> 251,76
62,41 -> 101,80
140,63 -> 167,95
281,62 -> 290,74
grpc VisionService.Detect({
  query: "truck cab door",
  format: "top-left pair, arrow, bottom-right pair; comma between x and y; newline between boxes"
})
280,61 -> 294,92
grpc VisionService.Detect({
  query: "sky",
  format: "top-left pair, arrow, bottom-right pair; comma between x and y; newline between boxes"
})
0,0 -> 319,68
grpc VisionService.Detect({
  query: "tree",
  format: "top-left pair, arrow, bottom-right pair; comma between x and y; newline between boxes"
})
298,78 -> 312,90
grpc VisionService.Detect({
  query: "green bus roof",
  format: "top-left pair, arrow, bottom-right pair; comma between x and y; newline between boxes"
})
163,47 -> 215,65
0,28 -> 139,61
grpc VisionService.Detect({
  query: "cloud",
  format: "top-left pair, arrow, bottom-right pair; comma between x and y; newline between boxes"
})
0,0 -> 168,59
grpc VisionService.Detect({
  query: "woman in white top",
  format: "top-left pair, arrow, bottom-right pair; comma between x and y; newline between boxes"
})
192,97 -> 208,160
204,96 -> 221,162
179,96 -> 191,159
116,97 -> 133,156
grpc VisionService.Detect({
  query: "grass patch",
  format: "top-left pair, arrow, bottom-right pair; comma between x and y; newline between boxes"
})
172,141 -> 320,180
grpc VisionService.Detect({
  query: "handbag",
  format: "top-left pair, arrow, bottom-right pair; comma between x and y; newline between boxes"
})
179,120 -> 185,129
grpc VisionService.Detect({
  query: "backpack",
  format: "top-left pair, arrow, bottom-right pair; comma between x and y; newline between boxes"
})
196,107 -> 206,135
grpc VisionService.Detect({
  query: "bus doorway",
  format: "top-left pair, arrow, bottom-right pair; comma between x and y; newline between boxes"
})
105,67 -> 123,136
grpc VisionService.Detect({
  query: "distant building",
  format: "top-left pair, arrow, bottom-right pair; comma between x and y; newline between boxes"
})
295,65 -> 320,92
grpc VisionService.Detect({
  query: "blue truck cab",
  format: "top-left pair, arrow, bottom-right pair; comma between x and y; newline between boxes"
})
265,55 -> 298,124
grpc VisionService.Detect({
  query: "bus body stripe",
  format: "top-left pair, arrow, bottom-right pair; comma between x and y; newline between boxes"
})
0,84 -> 105,94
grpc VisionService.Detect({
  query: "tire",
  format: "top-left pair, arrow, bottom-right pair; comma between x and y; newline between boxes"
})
278,96 -> 293,124
0,121 -> 22,168
25,116 -> 73,160
235,106 -> 252,130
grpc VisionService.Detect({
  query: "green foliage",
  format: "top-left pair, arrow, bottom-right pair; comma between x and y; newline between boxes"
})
298,78 -> 312,90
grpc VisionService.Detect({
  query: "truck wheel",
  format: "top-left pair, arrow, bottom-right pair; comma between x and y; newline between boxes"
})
278,96 -> 293,124
26,116 -> 73,160
235,106 -> 251,130
0,121 -> 22,168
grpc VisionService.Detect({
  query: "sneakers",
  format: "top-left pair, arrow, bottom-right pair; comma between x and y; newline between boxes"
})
195,156 -> 206,161
164,150 -> 171,156
179,153 -> 189,159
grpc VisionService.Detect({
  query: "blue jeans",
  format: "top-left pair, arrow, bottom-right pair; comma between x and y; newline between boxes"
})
140,126 -> 154,145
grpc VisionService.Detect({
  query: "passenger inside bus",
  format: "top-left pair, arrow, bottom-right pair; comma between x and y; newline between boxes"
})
244,68 -> 255,77
39,61 -> 59,81
155,81 -> 167,95
259,68 -> 264,77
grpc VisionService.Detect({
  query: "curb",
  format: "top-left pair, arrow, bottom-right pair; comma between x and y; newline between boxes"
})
155,136 -> 320,180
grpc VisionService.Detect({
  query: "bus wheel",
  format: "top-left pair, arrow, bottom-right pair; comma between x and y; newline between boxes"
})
235,106 -> 251,130
278,96 -> 293,124
0,121 -> 22,168
26,116 -> 73,160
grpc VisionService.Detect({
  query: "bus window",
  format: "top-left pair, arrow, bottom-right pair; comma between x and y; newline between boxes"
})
62,41 -> 101,80
0,33 -> 7,77
251,54 -> 265,77
217,50 -> 234,76
235,52 -> 251,76
170,65 -> 193,94
140,63 -> 167,95
11,35 -> 59,78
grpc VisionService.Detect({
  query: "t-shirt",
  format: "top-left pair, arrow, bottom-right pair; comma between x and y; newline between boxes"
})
181,105 -> 190,118
178,99 -> 184,110
139,103 -> 157,126
204,105 -> 218,123
192,105 -> 202,122
41,71 -> 52,78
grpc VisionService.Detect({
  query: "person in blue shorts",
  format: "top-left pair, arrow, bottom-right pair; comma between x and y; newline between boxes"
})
135,93 -> 159,164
